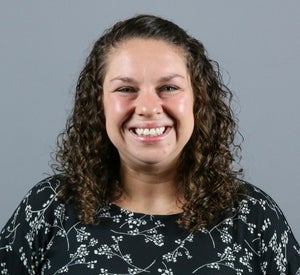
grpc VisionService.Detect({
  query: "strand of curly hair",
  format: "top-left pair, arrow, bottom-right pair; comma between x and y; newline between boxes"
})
176,36 -> 244,231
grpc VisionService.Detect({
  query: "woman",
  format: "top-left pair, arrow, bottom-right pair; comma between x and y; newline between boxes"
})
0,14 -> 299,274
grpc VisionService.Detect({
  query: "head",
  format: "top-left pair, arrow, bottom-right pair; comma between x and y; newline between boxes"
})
56,14 -> 242,230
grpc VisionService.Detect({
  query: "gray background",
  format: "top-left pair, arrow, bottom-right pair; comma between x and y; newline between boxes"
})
0,1 -> 299,241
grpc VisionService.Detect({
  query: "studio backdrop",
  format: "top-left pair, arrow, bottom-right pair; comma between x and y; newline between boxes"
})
0,0 -> 299,241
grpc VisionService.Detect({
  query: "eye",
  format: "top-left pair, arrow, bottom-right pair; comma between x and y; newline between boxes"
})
116,86 -> 136,93
159,85 -> 179,92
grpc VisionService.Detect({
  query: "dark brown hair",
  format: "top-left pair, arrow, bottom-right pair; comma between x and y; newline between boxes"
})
53,14 -> 244,232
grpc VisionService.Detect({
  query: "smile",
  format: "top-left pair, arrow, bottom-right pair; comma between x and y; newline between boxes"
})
134,127 -> 166,137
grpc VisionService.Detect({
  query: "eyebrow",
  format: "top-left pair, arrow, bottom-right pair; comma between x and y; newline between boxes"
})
109,74 -> 185,83
158,74 -> 185,82
109,76 -> 136,83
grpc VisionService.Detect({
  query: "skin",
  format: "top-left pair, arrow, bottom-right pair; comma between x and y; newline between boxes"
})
102,38 -> 194,214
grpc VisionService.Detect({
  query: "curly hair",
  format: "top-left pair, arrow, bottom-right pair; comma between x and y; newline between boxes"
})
53,14 -> 244,232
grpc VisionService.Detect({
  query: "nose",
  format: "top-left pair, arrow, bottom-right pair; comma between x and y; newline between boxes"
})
135,89 -> 162,117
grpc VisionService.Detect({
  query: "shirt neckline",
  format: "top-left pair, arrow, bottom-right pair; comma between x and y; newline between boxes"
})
109,203 -> 183,219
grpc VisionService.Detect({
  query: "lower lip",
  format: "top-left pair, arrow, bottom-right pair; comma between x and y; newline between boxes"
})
130,127 -> 171,144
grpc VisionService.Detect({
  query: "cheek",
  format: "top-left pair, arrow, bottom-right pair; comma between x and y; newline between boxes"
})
112,101 -> 125,118
177,94 -> 195,137
176,94 -> 194,119
104,96 -> 132,130
104,97 -> 124,119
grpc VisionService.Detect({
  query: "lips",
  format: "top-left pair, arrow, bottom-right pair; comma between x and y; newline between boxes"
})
134,127 -> 166,137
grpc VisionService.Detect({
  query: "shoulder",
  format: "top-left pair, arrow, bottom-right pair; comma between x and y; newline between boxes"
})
1,175 -> 67,234
235,181 -> 292,232
237,181 -> 284,218
235,181 -> 300,272
0,175 -> 71,243
23,175 -> 64,205
14,175 -> 67,221
0,175 -> 70,272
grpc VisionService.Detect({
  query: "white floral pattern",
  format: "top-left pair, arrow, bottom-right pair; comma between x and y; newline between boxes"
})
0,176 -> 299,274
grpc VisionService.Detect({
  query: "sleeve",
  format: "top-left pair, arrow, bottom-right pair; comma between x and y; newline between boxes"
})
0,177 -> 62,275
252,186 -> 300,274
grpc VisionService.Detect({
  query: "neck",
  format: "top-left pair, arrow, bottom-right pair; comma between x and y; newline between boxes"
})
113,163 -> 183,215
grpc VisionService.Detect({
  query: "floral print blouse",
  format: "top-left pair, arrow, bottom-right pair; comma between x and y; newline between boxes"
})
0,176 -> 299,274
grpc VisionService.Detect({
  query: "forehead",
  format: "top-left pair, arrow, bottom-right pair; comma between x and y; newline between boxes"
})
111,38 -> 186,54
104,38 -> 188,75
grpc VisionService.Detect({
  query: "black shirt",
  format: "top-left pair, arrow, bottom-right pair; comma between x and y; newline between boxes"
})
0,176 -> 299,274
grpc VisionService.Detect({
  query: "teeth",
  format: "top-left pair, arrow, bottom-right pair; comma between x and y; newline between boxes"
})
135,127 -> 165,137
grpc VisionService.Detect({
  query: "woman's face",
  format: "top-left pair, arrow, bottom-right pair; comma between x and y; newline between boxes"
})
102,38 -> 194,170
